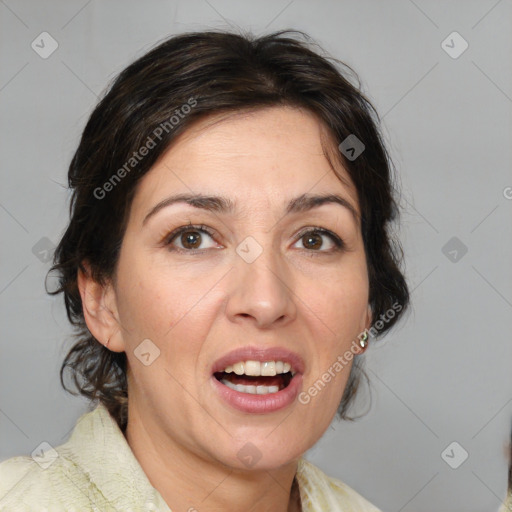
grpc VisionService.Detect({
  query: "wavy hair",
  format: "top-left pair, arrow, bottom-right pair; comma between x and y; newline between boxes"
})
48,29 -> 409,431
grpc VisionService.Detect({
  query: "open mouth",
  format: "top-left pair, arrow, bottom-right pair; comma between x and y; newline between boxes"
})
214,361 -> 296,395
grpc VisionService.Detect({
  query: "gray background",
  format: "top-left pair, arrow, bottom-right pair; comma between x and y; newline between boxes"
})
1,1 -> 511,511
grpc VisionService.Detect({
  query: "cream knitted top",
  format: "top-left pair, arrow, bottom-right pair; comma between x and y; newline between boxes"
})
0,403 -> 381,511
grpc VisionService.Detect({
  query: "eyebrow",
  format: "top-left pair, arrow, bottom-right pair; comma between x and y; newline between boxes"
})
142,192 -> 359,226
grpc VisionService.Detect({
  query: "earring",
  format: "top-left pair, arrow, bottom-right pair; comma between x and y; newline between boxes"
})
358,330 -> 369,352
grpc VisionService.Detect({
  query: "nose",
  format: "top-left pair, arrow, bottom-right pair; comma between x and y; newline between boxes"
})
224,241 -> 297,329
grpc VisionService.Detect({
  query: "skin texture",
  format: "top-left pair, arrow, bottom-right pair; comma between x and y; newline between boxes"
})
78,106 -> 372,512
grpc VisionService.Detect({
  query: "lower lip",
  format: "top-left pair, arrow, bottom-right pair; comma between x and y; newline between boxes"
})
211,374 -> 303,413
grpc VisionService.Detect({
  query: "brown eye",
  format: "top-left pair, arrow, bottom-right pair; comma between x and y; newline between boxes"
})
294,228 -> 344,253
180,230 -> 202,249
302,232 -> 323,250
165,225 -> 218,252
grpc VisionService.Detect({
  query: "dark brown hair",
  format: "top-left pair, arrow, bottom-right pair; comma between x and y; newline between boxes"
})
48,29 -> 409,431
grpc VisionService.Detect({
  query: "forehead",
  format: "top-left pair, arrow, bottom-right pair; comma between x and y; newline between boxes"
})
164,106 -> 343,169
131,106 -> 359,218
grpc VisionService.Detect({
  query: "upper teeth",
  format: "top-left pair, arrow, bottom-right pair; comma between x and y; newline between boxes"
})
223,361 -> 295,377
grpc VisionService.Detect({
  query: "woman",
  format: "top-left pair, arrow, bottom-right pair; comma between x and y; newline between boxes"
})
0,29 -> 409,511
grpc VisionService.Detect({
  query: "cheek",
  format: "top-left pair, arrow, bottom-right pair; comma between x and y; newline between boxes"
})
300,361 -> 355,435
300,261 -> 367,402
305,263 -> 369,331
115,246 -> 207,337
114,275 -> 170,339
114,256 -> 224,384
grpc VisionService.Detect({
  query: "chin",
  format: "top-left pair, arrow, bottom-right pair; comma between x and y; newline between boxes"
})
206,429 -> 312,472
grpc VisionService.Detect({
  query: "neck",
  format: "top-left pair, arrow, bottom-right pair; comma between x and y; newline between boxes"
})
124,406 -> 302,512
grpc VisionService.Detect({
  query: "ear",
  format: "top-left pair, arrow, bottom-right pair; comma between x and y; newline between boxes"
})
77,260 -> 124,352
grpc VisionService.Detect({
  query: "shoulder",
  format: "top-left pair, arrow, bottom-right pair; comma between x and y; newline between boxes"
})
0,454 -> 65,511
0,451 -> 98,511
0,404 -> 164,512
0,405 -> 118,511
297,458 -> 382,512
0,455 -> 36,495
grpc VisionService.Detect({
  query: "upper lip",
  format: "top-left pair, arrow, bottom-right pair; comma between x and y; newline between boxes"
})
211,346 -> 305,375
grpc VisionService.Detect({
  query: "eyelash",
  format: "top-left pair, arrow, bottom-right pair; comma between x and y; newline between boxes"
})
163,223 -> 345,255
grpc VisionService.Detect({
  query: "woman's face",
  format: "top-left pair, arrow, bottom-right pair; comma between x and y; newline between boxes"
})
105,106 -> 370,470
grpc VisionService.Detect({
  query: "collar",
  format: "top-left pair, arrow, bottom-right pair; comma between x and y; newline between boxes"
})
61,402 -> 171,510
61,402 -> 349,511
